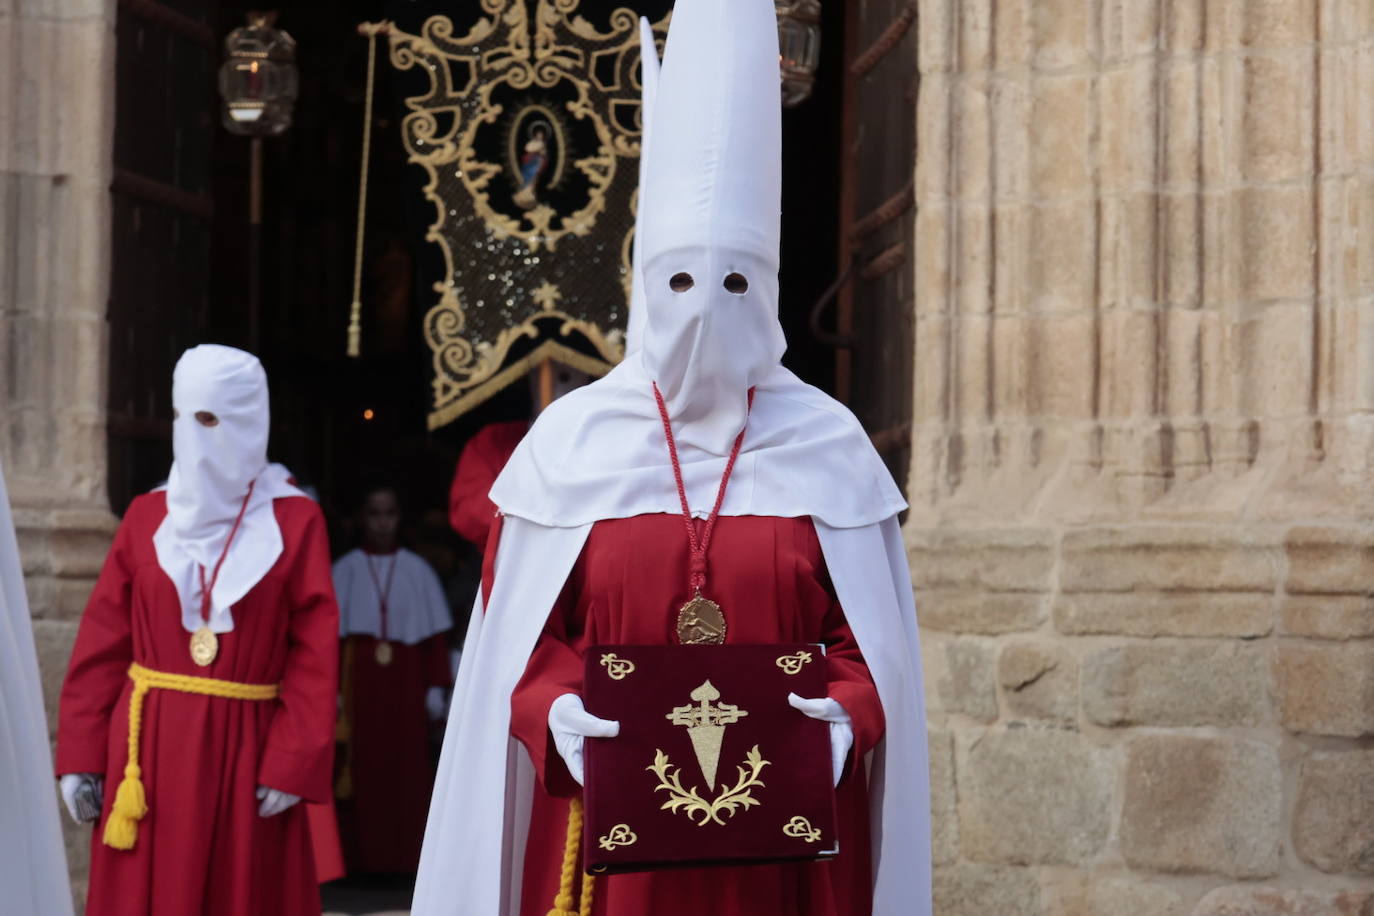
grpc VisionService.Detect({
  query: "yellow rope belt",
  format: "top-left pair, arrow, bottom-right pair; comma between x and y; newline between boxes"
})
103,662 -> 280,851
547,797 -> 595,916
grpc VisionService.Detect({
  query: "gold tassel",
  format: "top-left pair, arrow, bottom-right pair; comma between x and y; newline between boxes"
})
101,763 -> 147,850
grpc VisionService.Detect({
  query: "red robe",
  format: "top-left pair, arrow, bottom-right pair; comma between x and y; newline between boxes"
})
510,514 -> 885,916
57,492 -> 339,916
448,420 -> 529,550
337,632 -> 451,873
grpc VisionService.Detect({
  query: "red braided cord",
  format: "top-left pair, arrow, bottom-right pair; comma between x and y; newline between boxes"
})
651,384 -> 755,594
197,479 -> 257,623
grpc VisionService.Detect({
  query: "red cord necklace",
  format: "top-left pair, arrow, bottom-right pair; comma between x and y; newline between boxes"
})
652,383 -> 754,646
189,480 -> 255,667
365,551 -> 399,666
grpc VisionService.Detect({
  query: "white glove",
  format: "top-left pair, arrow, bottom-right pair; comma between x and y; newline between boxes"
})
548,693 -> 619,786
59,772 -> 104,824
426,685 -> 449,721
787,693 -> 854,787
256,785 -> 301,818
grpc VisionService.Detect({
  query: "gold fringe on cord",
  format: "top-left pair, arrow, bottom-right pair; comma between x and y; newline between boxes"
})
547,797 -> 596,916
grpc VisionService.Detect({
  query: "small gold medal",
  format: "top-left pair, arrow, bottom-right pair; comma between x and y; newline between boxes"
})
375,640 -> 394,666
676,594 -> 727,646
190,626 -> 219,667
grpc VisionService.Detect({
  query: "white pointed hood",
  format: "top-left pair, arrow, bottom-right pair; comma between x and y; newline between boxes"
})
490,0 -> 904,529
638,0 -> 787,454
153,345 -> 305,634
624,16 -> 660,358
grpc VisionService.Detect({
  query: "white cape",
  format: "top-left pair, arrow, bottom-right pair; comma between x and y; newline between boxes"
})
0,461 -> 75,916
412,515 -> 931,916
332,547 -> 453,645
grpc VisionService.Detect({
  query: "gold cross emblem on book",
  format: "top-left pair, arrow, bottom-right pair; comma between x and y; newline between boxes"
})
666,680 -> 748,789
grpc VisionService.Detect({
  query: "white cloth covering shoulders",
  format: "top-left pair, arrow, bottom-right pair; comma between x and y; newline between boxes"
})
153,462 -> 308,636
332,547 -> 453,645
0,461 -> 75,916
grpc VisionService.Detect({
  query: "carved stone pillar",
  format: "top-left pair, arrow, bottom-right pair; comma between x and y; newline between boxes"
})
0,0 -> 119,902
913,1 -> 1374,911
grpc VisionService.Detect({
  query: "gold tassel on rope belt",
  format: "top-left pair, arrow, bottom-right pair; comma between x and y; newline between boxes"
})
104,664 -> 280,851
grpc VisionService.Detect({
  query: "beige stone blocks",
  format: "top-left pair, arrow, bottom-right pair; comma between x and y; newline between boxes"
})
998,641 -> 1077,724
1061,527 -> 1280,593
1083,643 -> 1272,728
959,730 -> 1114,866
1274,642 -> 1374,737
1030,75 -> 1091,196
1056,592 -> 1274,638
1292,750 -> 1374,875
1192,887 -> 1374,915
1120,736 -> 1283,879
933,863 -> 1043,916
913,0 -> 1374,908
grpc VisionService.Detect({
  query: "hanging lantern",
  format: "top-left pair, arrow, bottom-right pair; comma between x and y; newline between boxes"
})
218,11 -> 298,136
776,0 -> 822,108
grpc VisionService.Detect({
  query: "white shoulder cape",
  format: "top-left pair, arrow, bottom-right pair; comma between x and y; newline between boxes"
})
412,514 -> 931,916
332,547 -> 453,645
0,461 -> 75,916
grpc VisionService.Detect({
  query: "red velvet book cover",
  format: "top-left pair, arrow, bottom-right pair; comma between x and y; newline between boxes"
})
582,643 -> 838,874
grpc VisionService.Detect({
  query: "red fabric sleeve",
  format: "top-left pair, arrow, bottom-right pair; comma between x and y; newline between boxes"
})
55,503 -> 141,776
449,422 -> 525,550
819,591 -> 885,784
258,503 -> 340,804
509,579 -> 584,799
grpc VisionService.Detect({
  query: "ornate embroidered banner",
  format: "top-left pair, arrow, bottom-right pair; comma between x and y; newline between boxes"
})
373,2 -> 665,429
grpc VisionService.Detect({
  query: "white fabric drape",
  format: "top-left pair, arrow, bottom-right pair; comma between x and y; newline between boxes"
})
0,460 -> 76,916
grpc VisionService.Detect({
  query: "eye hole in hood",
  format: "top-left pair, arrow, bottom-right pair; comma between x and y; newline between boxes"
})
723,273 -> 749,295
669,272 -> 695,292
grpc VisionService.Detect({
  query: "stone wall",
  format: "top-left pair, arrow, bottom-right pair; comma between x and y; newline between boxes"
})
1,0 -> 120,905
913,1 -> 1374,913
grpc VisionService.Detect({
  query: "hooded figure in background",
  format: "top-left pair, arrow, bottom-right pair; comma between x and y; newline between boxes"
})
413,2 -> 931,914
57,345 -> 341,916
0,460 -> 75,916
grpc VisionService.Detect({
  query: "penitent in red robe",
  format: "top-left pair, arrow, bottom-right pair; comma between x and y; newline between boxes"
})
57,491 -> 339,916
510,514 -> 885,916
448,420 -> 529,550
337,631 -> 451,873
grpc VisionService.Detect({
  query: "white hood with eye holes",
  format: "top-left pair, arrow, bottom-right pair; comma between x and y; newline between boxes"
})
490,3 -> 903,529
153,345 -> 305,636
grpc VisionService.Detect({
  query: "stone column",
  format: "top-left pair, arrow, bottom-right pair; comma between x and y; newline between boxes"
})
1,0 -> 119,903
914,1 -> 1374,912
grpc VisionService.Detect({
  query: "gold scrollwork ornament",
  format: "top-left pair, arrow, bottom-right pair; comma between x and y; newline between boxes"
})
783,815 -> 823,844
599,652 -> 636,681
598,823 -> 638,851
775,650 -> 814,675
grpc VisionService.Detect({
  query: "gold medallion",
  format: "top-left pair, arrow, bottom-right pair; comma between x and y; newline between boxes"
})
189,626 -> 219,667
375,640 -> 394,666
676,594 -> 726,646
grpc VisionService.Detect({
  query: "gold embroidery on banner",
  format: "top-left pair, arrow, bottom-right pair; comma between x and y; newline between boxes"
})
597,823 -> 638,851
775,650 -> 814,675
599,652 -> 636,681
783,815 -> 822,843
361,5 -> 671,429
